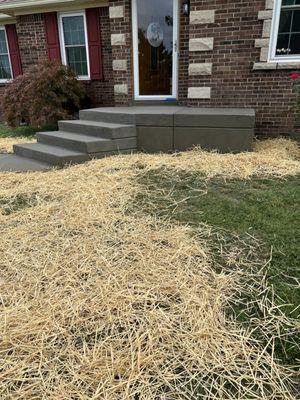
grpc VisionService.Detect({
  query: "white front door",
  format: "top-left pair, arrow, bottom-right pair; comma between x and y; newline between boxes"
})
132,0 -> 179,100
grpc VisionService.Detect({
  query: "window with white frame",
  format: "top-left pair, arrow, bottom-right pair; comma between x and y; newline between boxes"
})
0,27 -> 12,81
58,12 -> 90,79
272,0 -> 300,60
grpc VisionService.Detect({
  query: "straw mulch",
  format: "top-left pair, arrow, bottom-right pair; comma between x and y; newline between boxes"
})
0,138 -> 299,399
0,137 -> 35,154
123,137 -> 300,179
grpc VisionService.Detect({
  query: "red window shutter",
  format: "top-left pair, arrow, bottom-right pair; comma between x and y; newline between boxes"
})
44,12 -> 61,62
5,24 -> 22,78
86,8 -> 103,80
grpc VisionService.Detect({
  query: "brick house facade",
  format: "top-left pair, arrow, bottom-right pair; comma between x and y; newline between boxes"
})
0,0 -> 299,137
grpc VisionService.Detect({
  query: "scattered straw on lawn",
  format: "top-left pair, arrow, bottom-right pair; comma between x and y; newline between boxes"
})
120,137 -> 300,179
0,137 -> 35,154
0,138 -> 299,399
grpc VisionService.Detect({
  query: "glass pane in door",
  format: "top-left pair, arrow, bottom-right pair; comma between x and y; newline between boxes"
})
136,0 -> 174,96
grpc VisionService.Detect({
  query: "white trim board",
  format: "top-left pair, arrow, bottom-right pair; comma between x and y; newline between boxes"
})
269,0 -> 300,63
0,25 -> 13,83
0,1 -> 108,16
57,10 -> 91,80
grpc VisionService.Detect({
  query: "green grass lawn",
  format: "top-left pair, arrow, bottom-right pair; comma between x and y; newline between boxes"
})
0,123 -> 57,138
0,123 -> 37,138
137,169 -> 300,365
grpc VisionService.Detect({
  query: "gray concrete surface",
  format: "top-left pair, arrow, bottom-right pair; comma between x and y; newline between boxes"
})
137,127 -> 173,153
0,154 -> 52,172
3,106 -> 255,172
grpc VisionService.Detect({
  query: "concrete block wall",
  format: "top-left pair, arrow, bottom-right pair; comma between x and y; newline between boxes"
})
136,108 -> 255,153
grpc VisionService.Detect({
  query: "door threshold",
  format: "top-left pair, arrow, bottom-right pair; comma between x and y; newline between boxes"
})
132,100 -> 179,106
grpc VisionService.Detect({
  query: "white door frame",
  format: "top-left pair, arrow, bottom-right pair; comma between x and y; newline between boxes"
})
132,0 -> 179,101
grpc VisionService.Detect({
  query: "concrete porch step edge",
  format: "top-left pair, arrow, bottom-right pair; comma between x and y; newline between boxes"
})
37,131 -> 137,153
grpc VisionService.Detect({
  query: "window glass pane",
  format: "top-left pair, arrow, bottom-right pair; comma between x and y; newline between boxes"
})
278,10 -> 292,33
0,30 -> 8,54
276,34 -> 290,54
282,0 -> 296,5
276,6 -> 300,56
61,14 -> 89,77
292,10 -> 300,31
289,33 -> 300,53
62,16 -> 85,46
0,54 -> 12,79
66,46 -> 88,76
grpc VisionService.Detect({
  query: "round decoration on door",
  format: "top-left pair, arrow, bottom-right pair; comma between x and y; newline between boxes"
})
147,22 -> 163,47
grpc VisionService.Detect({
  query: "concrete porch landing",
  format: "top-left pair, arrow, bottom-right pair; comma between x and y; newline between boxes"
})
129,106 -> 255,153
1,107 -> 255,172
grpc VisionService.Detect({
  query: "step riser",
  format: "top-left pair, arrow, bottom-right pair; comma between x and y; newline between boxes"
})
79,110 -> 136,125
14,145 -> 89,166
89,149 -> 136,160
37,133 -> 137,153
58,121 -> 136,139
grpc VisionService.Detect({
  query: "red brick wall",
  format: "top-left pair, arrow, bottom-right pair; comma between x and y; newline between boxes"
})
84,7 -> 115,107
16,13 -> 48,71
182,0 -> 299,137
1,2 -> 299,136
109,0 -> 133,105
0,14 -> 47,121
0,8 -> 114,119
178,8 -> 190,102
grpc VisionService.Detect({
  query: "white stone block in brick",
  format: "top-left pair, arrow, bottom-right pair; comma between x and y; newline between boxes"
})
189,63 -> 212,76
260,47 -> 269,62
189,37 -> 214,52
253,62 -> 277,70
113,59 -> 127,71
265,0 -> 274,10
109,6 -> 124,19
114,84 -> 128,95
258,10 -> 273,20
277,62 -> 300,69
255,38 -> 269,48
111,34 -> 126,46
190,10 -> 215,24
262,19 -> 272,38
188,87 -> 211,99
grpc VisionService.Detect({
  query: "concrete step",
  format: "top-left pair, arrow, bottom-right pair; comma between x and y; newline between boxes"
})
79,108 -> 136,124
14,143 -> 90,166
80,106 -> 183,126
58,120 -> 136,139
0,154 -> 52,172
37,131 -> 137,153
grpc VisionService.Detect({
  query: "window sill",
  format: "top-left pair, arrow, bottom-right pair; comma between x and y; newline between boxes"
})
253,62 -> 300,71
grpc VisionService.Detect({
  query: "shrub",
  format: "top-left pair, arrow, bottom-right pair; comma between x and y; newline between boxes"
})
1,61 -> 88,128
